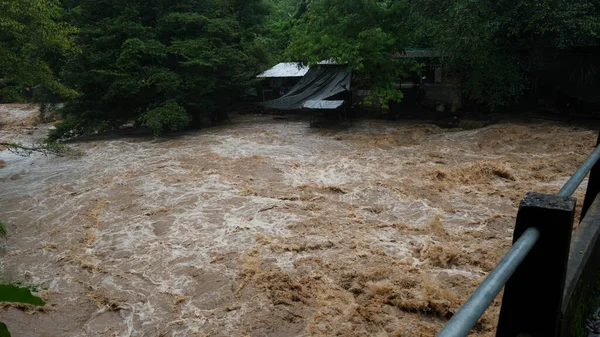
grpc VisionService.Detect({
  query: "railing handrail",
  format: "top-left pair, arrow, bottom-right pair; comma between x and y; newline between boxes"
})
436,141 -> 600,337
558,144 -> 600,197
436,227 -> 540,337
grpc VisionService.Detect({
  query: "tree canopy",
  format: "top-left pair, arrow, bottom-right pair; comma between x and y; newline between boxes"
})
2,0 -> 600,138
410,0 -> 600,108
51,0 -> 270,138
263,0 -> 301,62
0,0 -> 78,103
285,0 -> 420,107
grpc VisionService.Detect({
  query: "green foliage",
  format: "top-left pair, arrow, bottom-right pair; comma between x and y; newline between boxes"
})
2,0 -> 597,129
264,0 -> 301,61
0,283 -> 45,337
142,101 -> 191,137
55,0 -> 270,139
0,323 -> 9,337
410,0 -> 600,108
285,0 -> 419,107
0,225 -> 47,337
0,0 -> 78,103
0,285 -> 45,306
283,0 -> 600,109
0,88 -> 24,104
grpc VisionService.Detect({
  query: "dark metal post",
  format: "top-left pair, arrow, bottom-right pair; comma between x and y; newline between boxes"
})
581,132 -> 600,221
496,193 -> 576,337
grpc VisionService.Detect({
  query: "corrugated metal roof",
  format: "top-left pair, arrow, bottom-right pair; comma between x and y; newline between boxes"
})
257,63 -> 309,78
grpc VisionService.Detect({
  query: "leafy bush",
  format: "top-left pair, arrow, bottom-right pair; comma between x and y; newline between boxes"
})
142,101 -> 191,137
0,284 -> 45,337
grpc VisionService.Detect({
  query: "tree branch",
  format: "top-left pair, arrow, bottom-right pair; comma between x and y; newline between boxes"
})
0,142 -> 77,157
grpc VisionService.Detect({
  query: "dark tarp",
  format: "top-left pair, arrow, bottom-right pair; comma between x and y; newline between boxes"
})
261,65 -> 351,110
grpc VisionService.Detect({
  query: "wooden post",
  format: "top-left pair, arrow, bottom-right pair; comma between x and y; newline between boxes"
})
496,193 -> 576,337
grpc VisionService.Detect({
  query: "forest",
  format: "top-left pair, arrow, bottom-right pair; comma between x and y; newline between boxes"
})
1,0 -> 600,138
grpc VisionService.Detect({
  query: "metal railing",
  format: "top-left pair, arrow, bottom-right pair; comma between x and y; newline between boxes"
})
437,134 -> 600,337
558,145 -> 600,197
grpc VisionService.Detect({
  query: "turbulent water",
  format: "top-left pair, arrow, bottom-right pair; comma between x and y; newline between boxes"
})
0,107 -> 596,336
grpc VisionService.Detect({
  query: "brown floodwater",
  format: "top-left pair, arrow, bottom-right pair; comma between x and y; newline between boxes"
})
0,106 -> 597,336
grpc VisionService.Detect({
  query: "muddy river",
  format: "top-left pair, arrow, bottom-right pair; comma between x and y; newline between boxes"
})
0,106 -> 597,336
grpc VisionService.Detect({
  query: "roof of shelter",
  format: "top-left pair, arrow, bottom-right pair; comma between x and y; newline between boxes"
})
257,63 -> 309,78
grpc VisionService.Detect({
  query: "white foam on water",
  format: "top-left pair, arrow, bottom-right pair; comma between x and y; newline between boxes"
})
0,116 -> 595,336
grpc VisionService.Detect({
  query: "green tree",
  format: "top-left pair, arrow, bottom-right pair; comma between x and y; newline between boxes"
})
0,0 -> 78,103
263,0 -> 301,62
53,0 -> 270,139
410,0 -> 600,108
285,0 -> 419,107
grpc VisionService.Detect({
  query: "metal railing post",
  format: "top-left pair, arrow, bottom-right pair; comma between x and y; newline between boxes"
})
496,193 -> 576,337
581,132 -> 600,221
